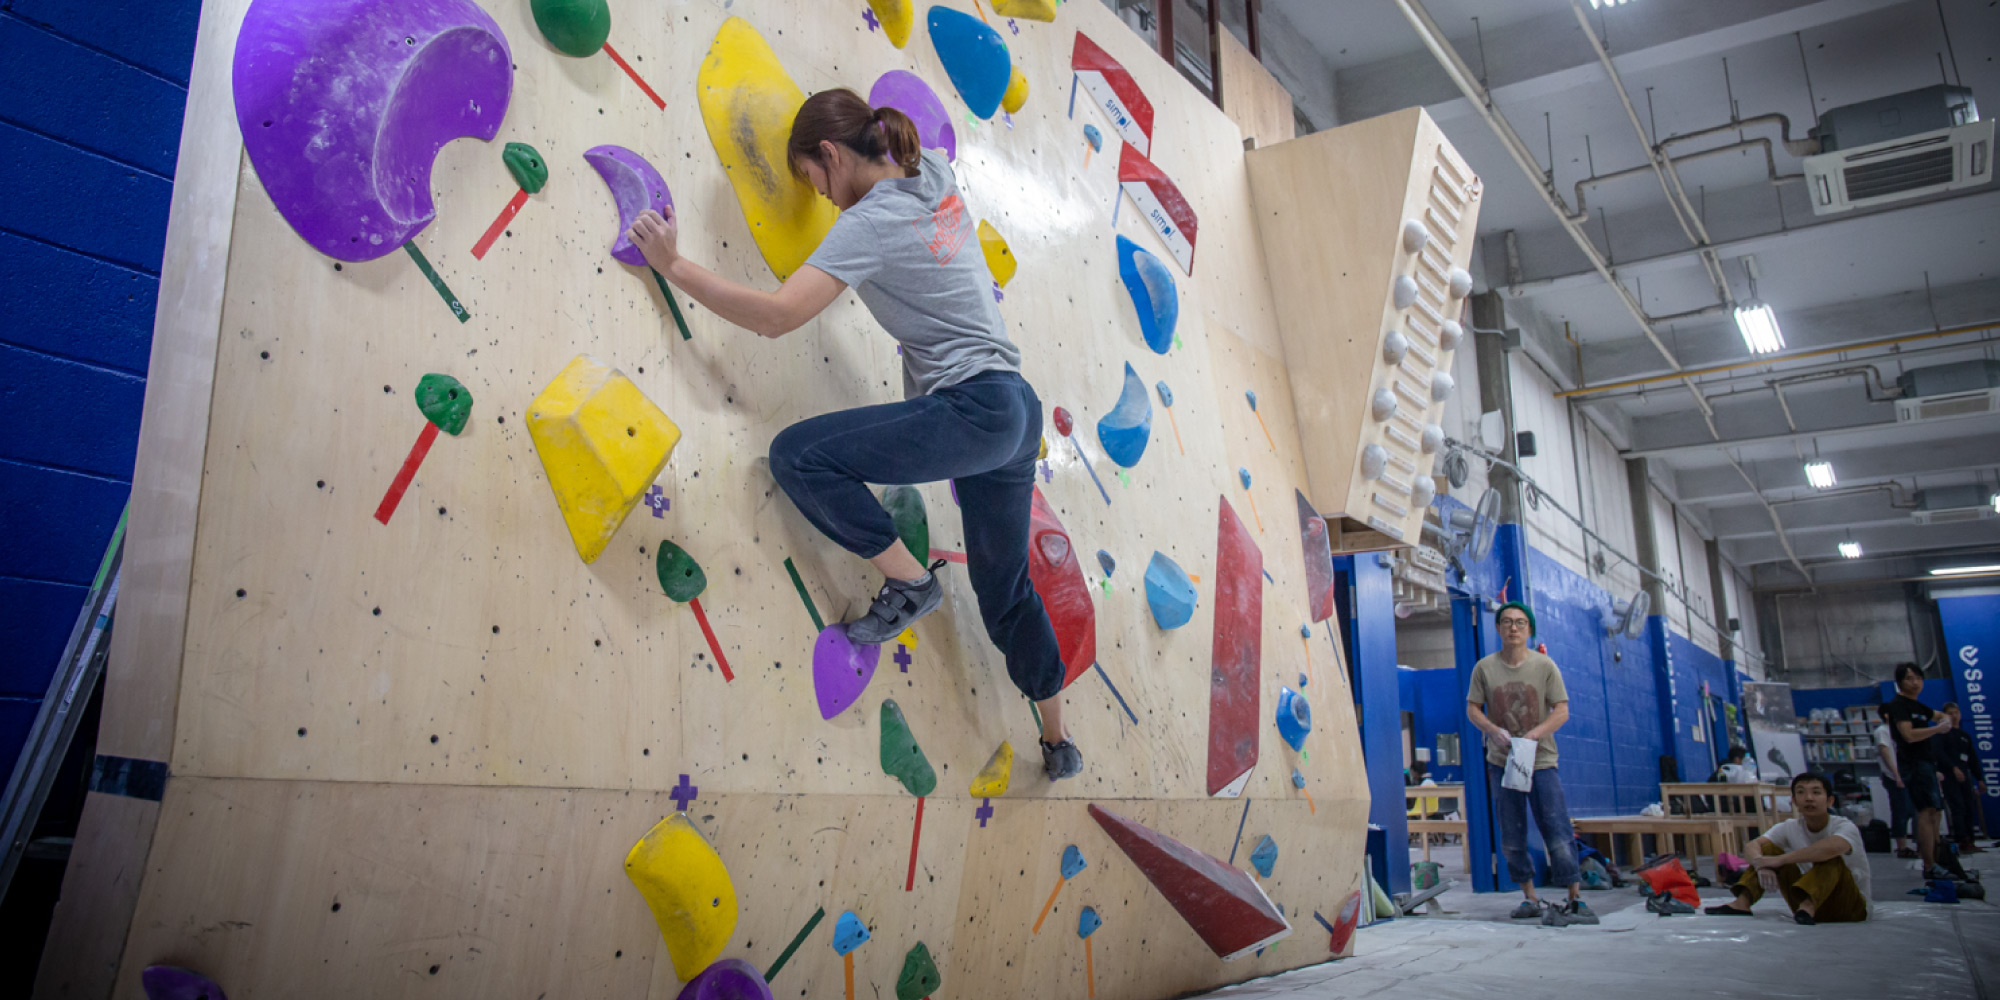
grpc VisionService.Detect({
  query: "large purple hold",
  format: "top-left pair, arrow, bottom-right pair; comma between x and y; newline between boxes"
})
585,144 -> 673,267
141,966 -> 227,1000
233,0 -> 513,261
869,70 -> 957,162
675,959 -> 775,1000
813,624 -> 881,720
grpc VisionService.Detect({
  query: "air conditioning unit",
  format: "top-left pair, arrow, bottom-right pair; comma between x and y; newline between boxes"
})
1894,360 -> 2000,423
1805,86 -> 1992,216
1912,485 -> 1998,525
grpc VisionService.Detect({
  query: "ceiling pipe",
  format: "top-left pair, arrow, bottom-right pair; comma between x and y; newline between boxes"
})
1569,138 -> 1805,224
1723,451 -> 1813,582
1556,319 -> 2000,397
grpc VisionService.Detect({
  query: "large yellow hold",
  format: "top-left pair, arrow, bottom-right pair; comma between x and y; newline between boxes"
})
626,813 -> 739,981
697,17 -> 839,281
867,0 -> 913,48
1000,66 -> 1030,115
526,355 -> 681,563
978,220 -> 1017,287
969,741 -> 1014,797
991,0 -> 1058,20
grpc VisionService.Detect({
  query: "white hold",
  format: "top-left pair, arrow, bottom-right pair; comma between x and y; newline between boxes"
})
1372,387 -> 1398,422
1448,267 -> 1473,298
1411,475 -> 1437,508
1431,372 -> 1455,402
1401,219 -> 1429,253
1421,423 -> 1444,454
1360,444 -> 1388,480
1438,320 -> 1463,351
1392,275 -> 1419,310
1382,330 -> 1409,365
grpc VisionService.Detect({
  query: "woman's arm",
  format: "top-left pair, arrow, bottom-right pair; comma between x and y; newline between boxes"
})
630,208 -> 846,339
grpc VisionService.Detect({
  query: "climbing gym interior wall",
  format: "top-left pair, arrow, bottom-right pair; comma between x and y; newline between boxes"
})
46,0 -> 1472,997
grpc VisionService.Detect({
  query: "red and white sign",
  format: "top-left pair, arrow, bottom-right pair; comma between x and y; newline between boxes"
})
1072,32 -> 1154,157
1119,144 -> 1198,275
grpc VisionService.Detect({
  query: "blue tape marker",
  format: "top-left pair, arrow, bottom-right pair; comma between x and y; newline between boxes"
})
1093,662 -> 1138,725
1227,796 -> 1252,865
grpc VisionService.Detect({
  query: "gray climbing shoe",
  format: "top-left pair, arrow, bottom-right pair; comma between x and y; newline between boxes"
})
1042,739 -> 1083,781
1510,900 -> 1544,920
1563,899 -> 1600,925
845,564 -> 945,645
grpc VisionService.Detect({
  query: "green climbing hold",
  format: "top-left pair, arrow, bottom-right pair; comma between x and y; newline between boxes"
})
895,942 -> 941,1000
414,373 -> 472,435
879,699 -> 937,797
881,486 -> 929,567
655,540 -> 707,603
503,142 -> 549,194
531,0 -> 611,57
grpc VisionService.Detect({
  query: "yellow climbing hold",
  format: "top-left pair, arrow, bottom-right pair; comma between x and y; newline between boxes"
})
1000,66 -> 1030,114
992,0 -> 1058,20
868,0 -> 913,48
625,813 -> 739,981
1039,436 -> 1048,460
969,741 -> 1014,797
697,18 -> 838,280
978,220 -> 1017,287
897,627 -> 919,649
526,355 -> 682,564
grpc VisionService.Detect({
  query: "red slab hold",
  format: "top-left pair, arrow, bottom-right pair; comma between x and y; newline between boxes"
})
1086,804 -> 1291,960
1029,487 -> 1096,690
1295,490 -> 1336,623
1207,496 -> 1263,797
1330,890 -> 1362,955
1118,144 -> 1198,275
1071,32 -> 1155,156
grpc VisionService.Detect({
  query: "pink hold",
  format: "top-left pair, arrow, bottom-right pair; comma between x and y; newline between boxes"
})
813,624 -> 881,720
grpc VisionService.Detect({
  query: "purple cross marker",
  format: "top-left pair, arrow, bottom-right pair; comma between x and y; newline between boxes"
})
1009,19 -> 1019,34
670,773 -> 698,812
862,7 -> 880,31
992,281 -> 1005,302
1040,461 -> 1053,483
644,485 -> 670,518
976,798 -> 994,827
894,643 -> 912,673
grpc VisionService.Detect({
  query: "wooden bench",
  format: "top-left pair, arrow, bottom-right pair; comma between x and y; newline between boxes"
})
1660,782 -> 1790,848
1572,816 -> 1739,875
1406,819 -> 1470,869
1405,785 -> 1468,870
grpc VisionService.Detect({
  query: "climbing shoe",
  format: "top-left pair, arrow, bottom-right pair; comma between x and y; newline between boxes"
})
845,562 -> 946,645
1510,900 -> 1544,920
1562,899 -> 1600,925
1041,739 -> 1083,781
1540,904 -> 1574,927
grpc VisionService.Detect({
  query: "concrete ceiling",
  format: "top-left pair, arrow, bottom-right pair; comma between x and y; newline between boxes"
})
1264,0 -> 2000,589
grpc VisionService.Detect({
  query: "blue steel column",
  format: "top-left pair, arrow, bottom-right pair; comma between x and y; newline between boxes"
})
1451,592 -> 1500,893
1335,553 -> 1410,897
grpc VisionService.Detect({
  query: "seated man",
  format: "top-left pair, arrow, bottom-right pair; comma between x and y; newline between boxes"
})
1710,746 -> 1758,784
1706,772 -> 1871,923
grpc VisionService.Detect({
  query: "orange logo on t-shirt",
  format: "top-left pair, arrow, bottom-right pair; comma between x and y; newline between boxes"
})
915,193 -> 970,264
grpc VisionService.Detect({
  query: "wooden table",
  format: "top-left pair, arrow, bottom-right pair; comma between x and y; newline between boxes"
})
1660,782 -> 1790,847
1572,816 -> 1739,875
1406,785 -> 1468,869
1406,783 -> 1464,816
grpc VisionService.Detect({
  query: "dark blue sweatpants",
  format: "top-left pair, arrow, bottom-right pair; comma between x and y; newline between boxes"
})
769,371 -> 1067,701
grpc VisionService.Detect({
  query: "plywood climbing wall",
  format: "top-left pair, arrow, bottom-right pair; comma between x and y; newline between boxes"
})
57,1 -> 1413,997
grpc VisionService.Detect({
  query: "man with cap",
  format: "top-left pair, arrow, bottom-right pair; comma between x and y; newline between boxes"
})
1467,600 -> 1593,924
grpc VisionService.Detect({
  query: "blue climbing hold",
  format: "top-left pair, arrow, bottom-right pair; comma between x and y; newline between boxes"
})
1095,362 -> 1153,468
1078,905 -> 1102,939
1061,844 -> 1087,880
1083,124 -> 1103,151
1245,390 -> 1259,411
1144,551 -> 1196,630
1292,768 -> 1306,788
832,911 -> 871,955
1116,235 -> 1178,355
1155,381 -> 1174,407
1238,467 -> 1253,490
1299,671 -> 1308,689
1249,835 -> 1278,878
1097,549 -> 1116,577
1299,623 -> 1311,638
927,7 -> 1011,119
1276,686 -> 1312,752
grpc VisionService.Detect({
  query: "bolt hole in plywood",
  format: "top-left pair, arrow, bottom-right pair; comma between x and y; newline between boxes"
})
72,0 -> 1489,998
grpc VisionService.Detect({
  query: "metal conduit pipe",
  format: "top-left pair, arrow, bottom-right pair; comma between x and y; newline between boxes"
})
1578,343 -> 1994,405
1569,139 -> 1807,223
1767,482 -> 1918,509
1659,113 -> 1821,159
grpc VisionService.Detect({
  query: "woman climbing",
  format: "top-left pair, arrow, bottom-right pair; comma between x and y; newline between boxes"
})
627,89 -> 1082,781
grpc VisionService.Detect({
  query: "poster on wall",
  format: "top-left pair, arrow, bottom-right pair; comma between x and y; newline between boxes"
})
1936,589 -> 2000,834
1742,681 -> 1806,785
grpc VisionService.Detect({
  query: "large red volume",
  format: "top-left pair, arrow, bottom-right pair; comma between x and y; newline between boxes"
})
1207,497 -> 1264,796
1071,32 -> 1155,155
1086,804 -> 1292,960
1295,490 -> 1336,623
1029,487 -> 1097,690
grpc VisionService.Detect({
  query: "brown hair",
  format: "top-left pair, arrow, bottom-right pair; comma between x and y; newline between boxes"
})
787,88 -> 921,180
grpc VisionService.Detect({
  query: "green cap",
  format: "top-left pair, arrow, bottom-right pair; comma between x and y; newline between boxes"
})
1495,601 -> 1536,638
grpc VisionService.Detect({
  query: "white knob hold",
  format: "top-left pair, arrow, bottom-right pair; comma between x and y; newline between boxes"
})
1361,444 -> 1388,480
1448,267 -> 1473,298
1392,275 -> 1419,310
1402,219 -> 1429,253
1438,320 -> 1463,351
1421,423 -> 1444,454
1383,330 -> 1409,365
1372,388 -> 1398,422
1411,475 -> 1437,508
1431,372 -> 1456,402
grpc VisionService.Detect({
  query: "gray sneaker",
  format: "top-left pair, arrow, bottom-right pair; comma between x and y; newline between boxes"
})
1041,739 -> 1083,781
1540,903 -> 1574,927
845,565 -> 945,644
1563,899 -> 1600,925
1510,900 -> 1544,920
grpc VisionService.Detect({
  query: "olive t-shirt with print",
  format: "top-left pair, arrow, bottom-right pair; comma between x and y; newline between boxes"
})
1467,650 -> 1569,769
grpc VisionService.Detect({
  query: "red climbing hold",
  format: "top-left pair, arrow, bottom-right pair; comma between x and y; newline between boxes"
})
1207,497 -> 1264,797
1295,490 -> 1336,623
1086,804 -> 1291,960
1028,487 -> 1096,691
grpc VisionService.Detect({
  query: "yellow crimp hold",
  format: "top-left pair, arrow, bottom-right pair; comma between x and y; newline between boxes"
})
978,220 -> 1017,287
626,813 -> 739,981
1000,66 -> 1030,115
992,0 -> 1058,21
526,355 -> 682,563
897,627 -> 918,649
868,0 -> 913,48
1038,436 -> 1048,460
969,741 -> 1014,797
697,18 -> 839,280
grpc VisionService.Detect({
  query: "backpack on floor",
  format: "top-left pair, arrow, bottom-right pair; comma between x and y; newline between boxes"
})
1635,852 -> 1700,906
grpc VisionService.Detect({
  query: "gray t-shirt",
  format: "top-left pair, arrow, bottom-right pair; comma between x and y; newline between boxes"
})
804,148 -> 1022,398
1467,650 -> 1568,770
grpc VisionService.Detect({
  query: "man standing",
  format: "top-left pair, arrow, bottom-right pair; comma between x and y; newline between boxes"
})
1938,702 -> 1986,854
1874,704 -> 1917,858
1704,772 -> 1871,923
1467,601 -> 1595,925
1885,663 -> 1953,879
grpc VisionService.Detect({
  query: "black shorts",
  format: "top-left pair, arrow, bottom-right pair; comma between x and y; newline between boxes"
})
1901,759 -> 1942,812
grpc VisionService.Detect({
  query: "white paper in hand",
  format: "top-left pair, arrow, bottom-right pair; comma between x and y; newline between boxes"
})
1502,737 -> 1537,792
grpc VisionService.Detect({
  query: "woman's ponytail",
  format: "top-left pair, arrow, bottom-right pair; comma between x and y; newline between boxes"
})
788,88 -> 924,179
873,106 -> 922,176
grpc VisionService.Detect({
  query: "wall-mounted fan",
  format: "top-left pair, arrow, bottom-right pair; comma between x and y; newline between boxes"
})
1602,589 -> 1651,639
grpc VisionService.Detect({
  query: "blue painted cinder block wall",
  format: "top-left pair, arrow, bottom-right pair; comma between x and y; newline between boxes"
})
0,0 -> 201,781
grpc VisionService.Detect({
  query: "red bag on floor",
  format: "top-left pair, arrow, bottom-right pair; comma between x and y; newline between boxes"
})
1636,853 -> 1701,906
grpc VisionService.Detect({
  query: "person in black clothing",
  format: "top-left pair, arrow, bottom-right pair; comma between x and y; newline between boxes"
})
1939,702 -> 1987,853
1884,663 -> 1954,877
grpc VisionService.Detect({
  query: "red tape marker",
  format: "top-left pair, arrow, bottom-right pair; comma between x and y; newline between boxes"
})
927,548 -> 967,564
374,422 -> 439,525
688,597 -> 734,682
905,796 -> 926,891
601,42 -> 665,110
471,187 -> 529,260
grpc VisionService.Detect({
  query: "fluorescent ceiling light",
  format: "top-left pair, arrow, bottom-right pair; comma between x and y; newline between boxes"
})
1804,461 -> 1836,489
1589,0 -> 1634,7
1992,492 -> 1999,513
1734,304 -> 1786,355
1930,564 -> 2000,577
1838,541 -> 1863,559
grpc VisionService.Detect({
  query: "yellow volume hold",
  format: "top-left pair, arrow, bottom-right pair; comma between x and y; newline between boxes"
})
1000,66 -> 1030,115
526,355 -> 681,563
992,0 -> 1059,21
867,0 -> 914,48
969,741 -> 1014,797
978,220 -> 1017,287
625,812 -> 739,981
697,17 -> 839,281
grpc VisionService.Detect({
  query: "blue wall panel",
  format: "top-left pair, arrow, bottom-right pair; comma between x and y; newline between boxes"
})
0,233 -> 158,373
0,123 -> 174,272
1401,666 -> 1466,784
0,344 -> 147,476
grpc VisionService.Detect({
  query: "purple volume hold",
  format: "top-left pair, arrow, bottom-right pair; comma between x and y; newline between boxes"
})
812,624 -> 881,720
675,959 -> 775,1000
868,70 -> 957,162
141,966 -> 228,1000
584,144 -> 673,267
233,0 -> 514,262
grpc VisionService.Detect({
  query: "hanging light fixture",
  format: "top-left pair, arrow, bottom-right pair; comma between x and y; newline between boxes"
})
1805,461 -> 1836,489
1838,540 -> 1862,559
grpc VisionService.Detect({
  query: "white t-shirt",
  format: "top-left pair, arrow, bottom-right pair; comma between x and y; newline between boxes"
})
1873,724 -> 1897,771
1762,815 -> 1871,917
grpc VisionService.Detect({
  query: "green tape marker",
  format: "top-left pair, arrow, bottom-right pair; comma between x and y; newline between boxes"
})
765,905 -> 825,982
784,557 -> 824,632
652,269 -> 692,340
403,241 -> 469,323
